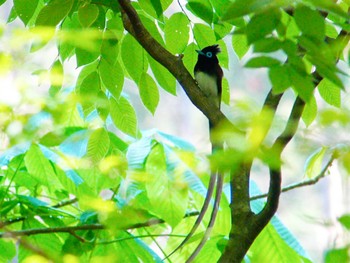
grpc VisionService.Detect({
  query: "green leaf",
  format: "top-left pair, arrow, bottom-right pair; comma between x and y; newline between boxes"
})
246,9 -> 281,43
245,56 -> 281,68
183,43 -> 197,76
289,67 -> 314,103
76,47 -> 100,67
87,128 -> 110,163
325,248 -> 350,263
49,59 -> 64,97
221,77 -> 230,105
232,33 -> 249,59
0,239 -> 16,262
193,23 -> 216,49
164,12 -> 189,54
138,72 -> 160,115
109,96 -> 138,137
121,33 -> 148,82
24,144 -> 62,191
99,58 -> 124,99
148,55 -> 176,95
302,95 -> 317,127
249,223 -> 307,262
221,0 -> 290,21
14,0 -> 39,25
318,78 -> 341,107
79,71 -> 101,98
253,37 -> 282,53
269,65 -> 291,94
304,147 -> 327,179
186,0 -> 214,25
36,0 -> 74,26
139,0 -> 163,19
294,5 -> 325,41
338,214 -> 350,230
145,144 -> 188,228
78,3 -> 99,28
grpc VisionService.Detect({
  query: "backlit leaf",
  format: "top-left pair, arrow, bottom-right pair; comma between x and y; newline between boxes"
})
138,72 -> 160,115
14,0 -> 39,25
164,12 -> 189,54
36,0 -> 74,26
78,3 -> 99,28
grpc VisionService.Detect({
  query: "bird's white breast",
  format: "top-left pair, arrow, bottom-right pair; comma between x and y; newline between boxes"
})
194,71 -> 219,107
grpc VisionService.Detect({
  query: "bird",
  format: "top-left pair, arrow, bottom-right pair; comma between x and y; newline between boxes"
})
194,44 -> 223,109
164,45 -> 224,262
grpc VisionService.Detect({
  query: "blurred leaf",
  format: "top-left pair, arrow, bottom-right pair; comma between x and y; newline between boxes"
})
14,0 -> 39,25
338,214 -> 350,230
289,67 -> 314,103
126,136 -> 153,169
87,128 -> 110,163
221,0 -> 290,21
193,23 -> 216,49
138,72 -> 160,115
76,46 -> 100,67
245,56 -> 281,68
294,5 -> 325,42
186,0 -> 213,24
0,239 -> 16,262
49,59 -> 64,96
325,247 -> 350,263
269,65 -> 291,94
253,37 -> 282,53
304,147 -> 327,179
246,9 -> 281,43
318,78 -> 341,107
164,12 -> 189,54
36,0 -> 74,26
232,33 -> 249,59
302,95 -> 317,126
78,3 -> 99,28
109,96 -> 138,137
99,58 -> 124,99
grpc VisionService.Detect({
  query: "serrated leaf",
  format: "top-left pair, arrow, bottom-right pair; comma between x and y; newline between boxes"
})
304,147 -> 327,179
193,23 -> 216,49
302,95 -> 317,126
121,33 -> 148,82
126,136 -> 153,169
164,12 -> 189,54
245,56 -> 281,68
138,72 -> 159,114
78,3 -> 99,28
36,0 -> 74,26
99,58 -> 124,99
145,144 -> 188,228
109,96 -> 138,137
24,144 -> 62,190
87,128 -> 110,163
14,0 -> 39,25
294,5 -> 325,41
318,78 -> 341,107
232,33 -> 249,59
289,67 -> 314,103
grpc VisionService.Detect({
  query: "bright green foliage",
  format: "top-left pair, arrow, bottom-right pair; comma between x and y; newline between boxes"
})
0,0 -> 349,262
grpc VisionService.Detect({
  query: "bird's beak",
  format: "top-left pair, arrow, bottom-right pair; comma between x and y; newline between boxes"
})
196,50 -> 205,56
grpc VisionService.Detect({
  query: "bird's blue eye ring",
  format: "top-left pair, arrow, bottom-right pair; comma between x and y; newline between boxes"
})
206,52 -> 212,58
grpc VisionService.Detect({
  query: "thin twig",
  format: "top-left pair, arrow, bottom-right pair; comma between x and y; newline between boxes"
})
251,157 -> 334,201
52,197 -> 78,208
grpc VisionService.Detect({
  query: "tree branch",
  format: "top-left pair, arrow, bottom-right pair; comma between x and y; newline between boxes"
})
0,211 -> 200,238
251,156 -> 334,200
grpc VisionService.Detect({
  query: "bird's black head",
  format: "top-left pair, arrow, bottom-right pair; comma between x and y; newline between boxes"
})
196,45 -> 221,63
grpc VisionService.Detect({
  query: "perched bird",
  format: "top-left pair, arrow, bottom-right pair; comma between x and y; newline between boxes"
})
194,44 -> 223,109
